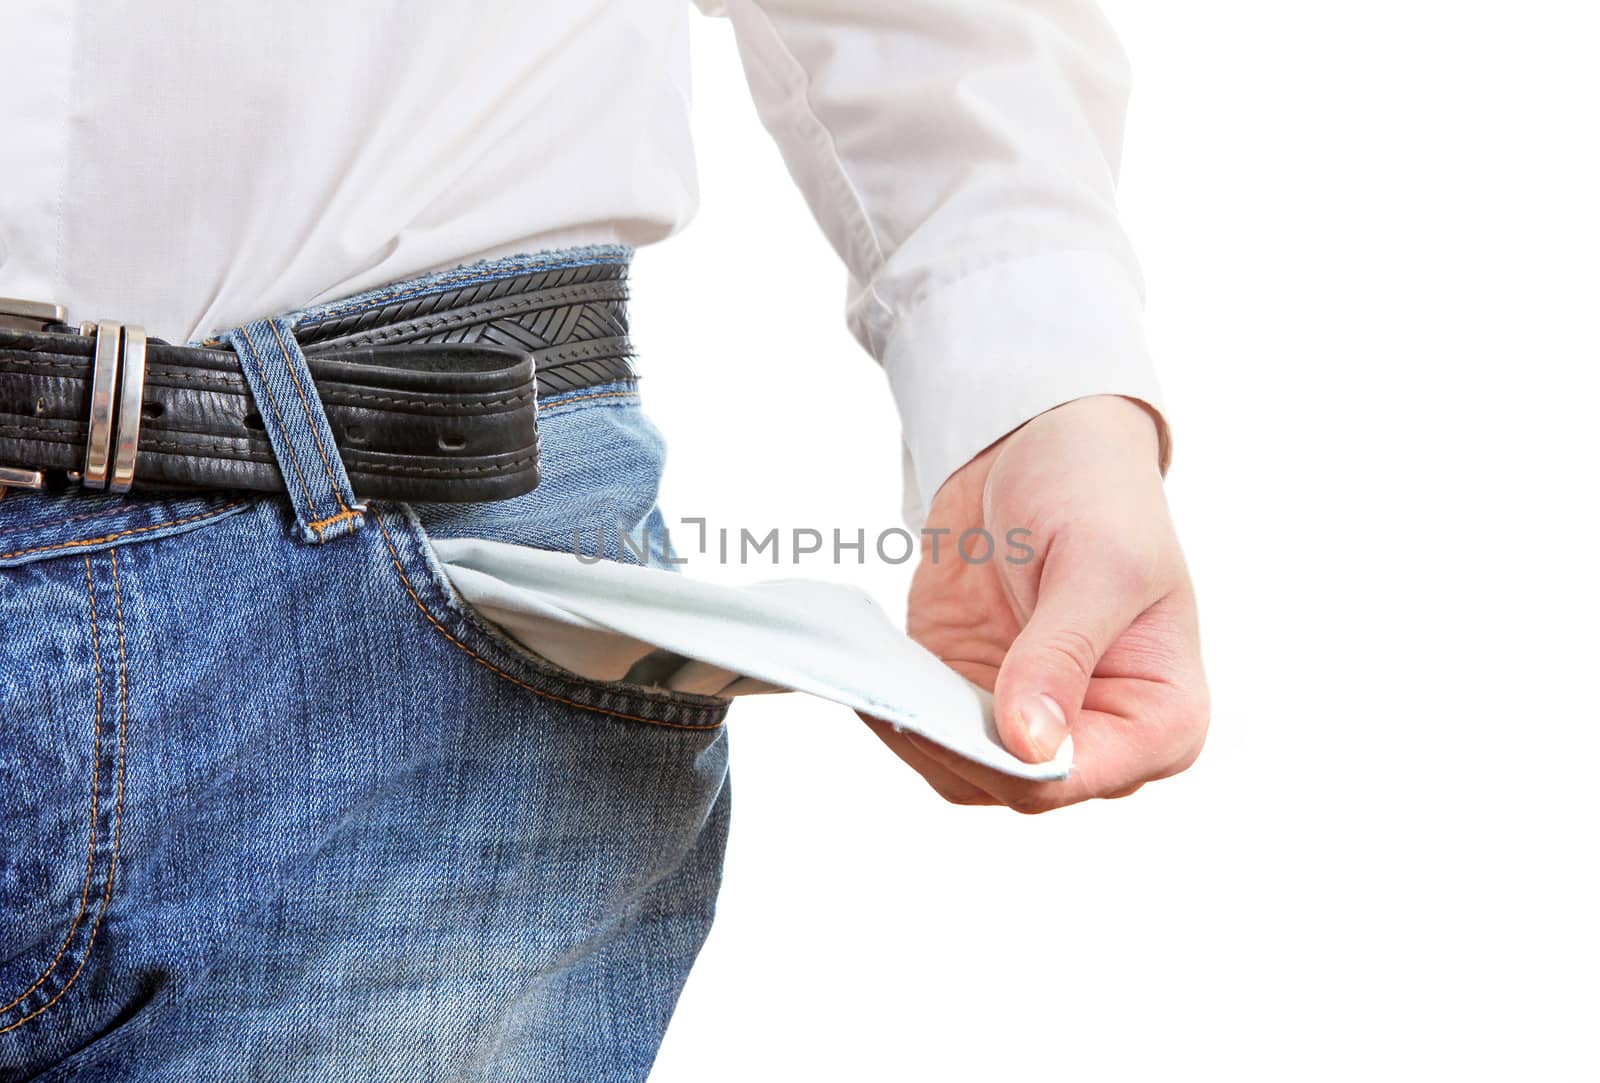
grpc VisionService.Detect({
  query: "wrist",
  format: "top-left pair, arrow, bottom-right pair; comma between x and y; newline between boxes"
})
1032,394 -> 1160,457
930,394 -> 1164,528
990,395 -> 1164,486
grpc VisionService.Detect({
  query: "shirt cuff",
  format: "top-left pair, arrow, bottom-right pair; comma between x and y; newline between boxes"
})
880,249 -> 1171,526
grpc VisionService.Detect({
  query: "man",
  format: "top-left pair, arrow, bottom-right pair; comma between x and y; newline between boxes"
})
0,1 -> 1207,1079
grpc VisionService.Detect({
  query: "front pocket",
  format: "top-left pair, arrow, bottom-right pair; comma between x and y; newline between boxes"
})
0,548 -> 132,1035
371,504 -> 730,732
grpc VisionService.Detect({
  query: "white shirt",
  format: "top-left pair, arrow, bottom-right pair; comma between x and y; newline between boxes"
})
0,0 -> 1165,522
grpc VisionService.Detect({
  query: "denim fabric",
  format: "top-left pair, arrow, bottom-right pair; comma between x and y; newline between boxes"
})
226,318 -> 363,544
415,382 -> 676,568
0,260 -> 731,1080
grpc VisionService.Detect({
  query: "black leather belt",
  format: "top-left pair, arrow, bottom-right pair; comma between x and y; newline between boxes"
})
0,258 -> 637,503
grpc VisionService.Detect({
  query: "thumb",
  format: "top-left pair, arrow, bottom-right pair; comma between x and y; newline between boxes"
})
993,552 -> 1153,765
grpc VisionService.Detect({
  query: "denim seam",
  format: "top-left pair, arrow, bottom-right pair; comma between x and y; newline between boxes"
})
0,506 -> 162,540
268,320 -> 357,529
0,501 -> 248,561
538,389 -> 640,416
0,552 -> 127,1035
373,511 -> 725,732
306,508 -> 364,533
0,560 -> 104,1019
235,326 -> 321,519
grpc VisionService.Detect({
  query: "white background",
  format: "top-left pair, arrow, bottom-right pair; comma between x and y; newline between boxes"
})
637,4 -> 1600,1080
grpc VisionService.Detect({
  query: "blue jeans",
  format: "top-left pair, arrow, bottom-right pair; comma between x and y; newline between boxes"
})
0,266 -> 732,1080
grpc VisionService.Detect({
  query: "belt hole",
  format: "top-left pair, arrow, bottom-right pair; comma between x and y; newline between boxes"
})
243,411 -> 265,432
438,433 -> 466,451
141,401 -> 164,421
345,424 -> 367,445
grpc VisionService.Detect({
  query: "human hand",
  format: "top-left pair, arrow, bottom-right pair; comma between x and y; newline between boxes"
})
865,395 -> 1208,811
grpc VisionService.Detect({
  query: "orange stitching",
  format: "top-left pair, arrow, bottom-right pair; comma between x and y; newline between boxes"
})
238,324 -> 320,519
269,320 -> 352,516
0,559 -> 104,1018
541,389 -> 639,410
110,552 -> 130,904
0,552 -> 128,1035
0,506 -> 136,540
306,508 -> 364,534
372,512 -> 723,732
0,502 -> 246,562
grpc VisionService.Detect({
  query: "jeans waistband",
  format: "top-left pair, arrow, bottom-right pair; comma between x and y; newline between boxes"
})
0,246 -> 639,544
220,246 -> 640,543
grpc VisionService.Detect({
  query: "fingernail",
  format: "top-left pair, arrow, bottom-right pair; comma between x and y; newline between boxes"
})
1022,694 -> 1068,762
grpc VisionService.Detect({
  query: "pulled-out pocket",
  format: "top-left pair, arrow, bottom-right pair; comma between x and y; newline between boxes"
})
372,503 -> 732,732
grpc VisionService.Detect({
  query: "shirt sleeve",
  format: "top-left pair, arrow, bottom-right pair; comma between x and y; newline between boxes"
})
695,0 -> 1170,524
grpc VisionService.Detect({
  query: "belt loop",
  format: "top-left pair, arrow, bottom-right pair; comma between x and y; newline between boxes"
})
226,317 -> 365,544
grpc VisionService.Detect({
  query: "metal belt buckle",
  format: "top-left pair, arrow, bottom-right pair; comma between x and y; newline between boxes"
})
0,297 -> 148,500
0,297 -> 67,333
0,298 -> 61,498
